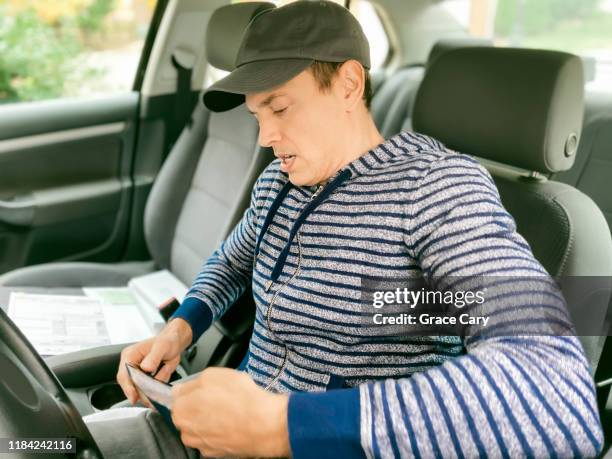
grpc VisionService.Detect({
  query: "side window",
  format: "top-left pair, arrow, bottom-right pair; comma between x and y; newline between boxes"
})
349,0 -> 392,71
439,0 -> 612,92
492,0 -> 612,92
0,0 -> 157,105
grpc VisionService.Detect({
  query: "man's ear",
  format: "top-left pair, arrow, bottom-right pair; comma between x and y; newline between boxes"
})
336,60 -> 365,112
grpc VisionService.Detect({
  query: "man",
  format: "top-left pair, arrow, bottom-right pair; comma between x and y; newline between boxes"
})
114,1 -> 603,458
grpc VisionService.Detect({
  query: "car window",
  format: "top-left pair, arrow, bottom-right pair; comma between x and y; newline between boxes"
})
0,0 -> 157,105
440,0 -> 612,92
349,0 -> 391,71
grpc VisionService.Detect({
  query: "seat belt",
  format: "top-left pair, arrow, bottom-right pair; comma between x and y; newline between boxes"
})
167,47 -> 198,154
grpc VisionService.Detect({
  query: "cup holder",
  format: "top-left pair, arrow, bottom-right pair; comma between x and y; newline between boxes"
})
89,383 -> 127,411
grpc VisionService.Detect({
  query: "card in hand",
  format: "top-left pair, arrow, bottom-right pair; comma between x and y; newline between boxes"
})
125,363 -> 179,436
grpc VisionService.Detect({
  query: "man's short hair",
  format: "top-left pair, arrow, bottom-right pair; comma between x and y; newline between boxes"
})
309,61 -> 373,110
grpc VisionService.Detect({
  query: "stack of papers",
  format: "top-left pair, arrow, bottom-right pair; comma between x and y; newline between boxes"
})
7,270 -> 188,356
9,293 -> 116,356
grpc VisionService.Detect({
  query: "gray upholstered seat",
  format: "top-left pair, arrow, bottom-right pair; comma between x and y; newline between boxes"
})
0,2 -> 276,373
554,90 -> 612,236
412,46 -> 612,371
371,37 -> 491,138
371,65 -> 425,137
0,2 -> 274,290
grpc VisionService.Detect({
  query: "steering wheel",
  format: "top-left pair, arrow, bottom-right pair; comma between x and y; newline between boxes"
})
0,307 -> 103,459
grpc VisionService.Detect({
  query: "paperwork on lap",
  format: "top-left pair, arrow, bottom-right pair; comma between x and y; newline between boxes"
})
7,270 -> 188,356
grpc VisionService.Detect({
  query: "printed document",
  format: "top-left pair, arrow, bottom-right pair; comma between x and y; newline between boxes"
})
8,292 -> 154,356
7,270 -> 188,356
8,293 -> 112,356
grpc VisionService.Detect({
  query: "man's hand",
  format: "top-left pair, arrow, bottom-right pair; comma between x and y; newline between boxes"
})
172,368 -> 290,458
117,318 -> 193,404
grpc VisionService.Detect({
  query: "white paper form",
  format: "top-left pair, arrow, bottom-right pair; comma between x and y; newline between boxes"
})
8,292 -> 111,356
82,287 -> 138,306
128,270 -> 188,306
83,287 -> 154,344
8,291 -> 155,356
127,270 -> 188,333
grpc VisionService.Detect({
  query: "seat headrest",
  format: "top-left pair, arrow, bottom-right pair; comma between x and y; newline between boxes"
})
427,37 -> 492,66
413,47 -> 584,174
206,2 -> 276,72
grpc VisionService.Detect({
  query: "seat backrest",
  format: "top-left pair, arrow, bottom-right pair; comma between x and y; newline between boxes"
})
369,69 -> 387,97
552,93 -> 612,369
371,38 -> 491,138
372,65 -> 425,137
426,37 -> 493,67
553,90 -> 612,235
413,46 -> 612,370
143,2 -> 275,285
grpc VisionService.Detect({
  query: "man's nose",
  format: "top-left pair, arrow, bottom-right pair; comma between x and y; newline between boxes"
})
258,119 -> 281,147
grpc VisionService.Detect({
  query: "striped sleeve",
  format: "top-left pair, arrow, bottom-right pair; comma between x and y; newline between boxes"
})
287,155 -> 603,458
171,173 -> 262,343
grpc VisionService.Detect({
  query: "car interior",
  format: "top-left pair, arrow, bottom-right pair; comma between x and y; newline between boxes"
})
1,0 -> 611,456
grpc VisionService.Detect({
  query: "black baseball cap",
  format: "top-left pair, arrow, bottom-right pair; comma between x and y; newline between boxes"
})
203,0 -> 371,113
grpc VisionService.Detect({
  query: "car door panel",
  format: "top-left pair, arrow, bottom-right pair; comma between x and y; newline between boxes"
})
0,93 -> 139,274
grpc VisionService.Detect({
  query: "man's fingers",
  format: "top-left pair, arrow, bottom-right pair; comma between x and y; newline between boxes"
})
180,432 -> 199,448
199,446 -> 225,458
117,366 -> 139,404
139,340 -> 165,373
117,341 -> 154,404
154,361 -> 177,383
117,351 -> 136,403
124,386 -> 139,405
115,334 -> 182,404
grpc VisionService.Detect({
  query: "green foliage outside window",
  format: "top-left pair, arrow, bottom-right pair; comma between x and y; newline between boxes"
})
77,0 -> 114,32
0,0 -> 116,104
495,0 -> 601,39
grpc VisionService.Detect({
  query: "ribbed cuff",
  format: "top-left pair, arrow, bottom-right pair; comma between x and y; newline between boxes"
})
288,388 -> 365,459
170,296 -> 214,345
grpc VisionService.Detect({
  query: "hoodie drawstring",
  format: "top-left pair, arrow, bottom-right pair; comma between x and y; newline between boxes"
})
254,169 -> 352,282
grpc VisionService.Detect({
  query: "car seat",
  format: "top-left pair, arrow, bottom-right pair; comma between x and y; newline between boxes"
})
0,2 -> 276,372
412,46 -> 612,374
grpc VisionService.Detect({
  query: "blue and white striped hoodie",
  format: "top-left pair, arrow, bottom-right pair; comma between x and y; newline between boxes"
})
174,131 -> 603,458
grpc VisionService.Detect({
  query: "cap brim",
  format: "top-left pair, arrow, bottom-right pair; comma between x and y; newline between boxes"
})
203,58 -> 313,112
